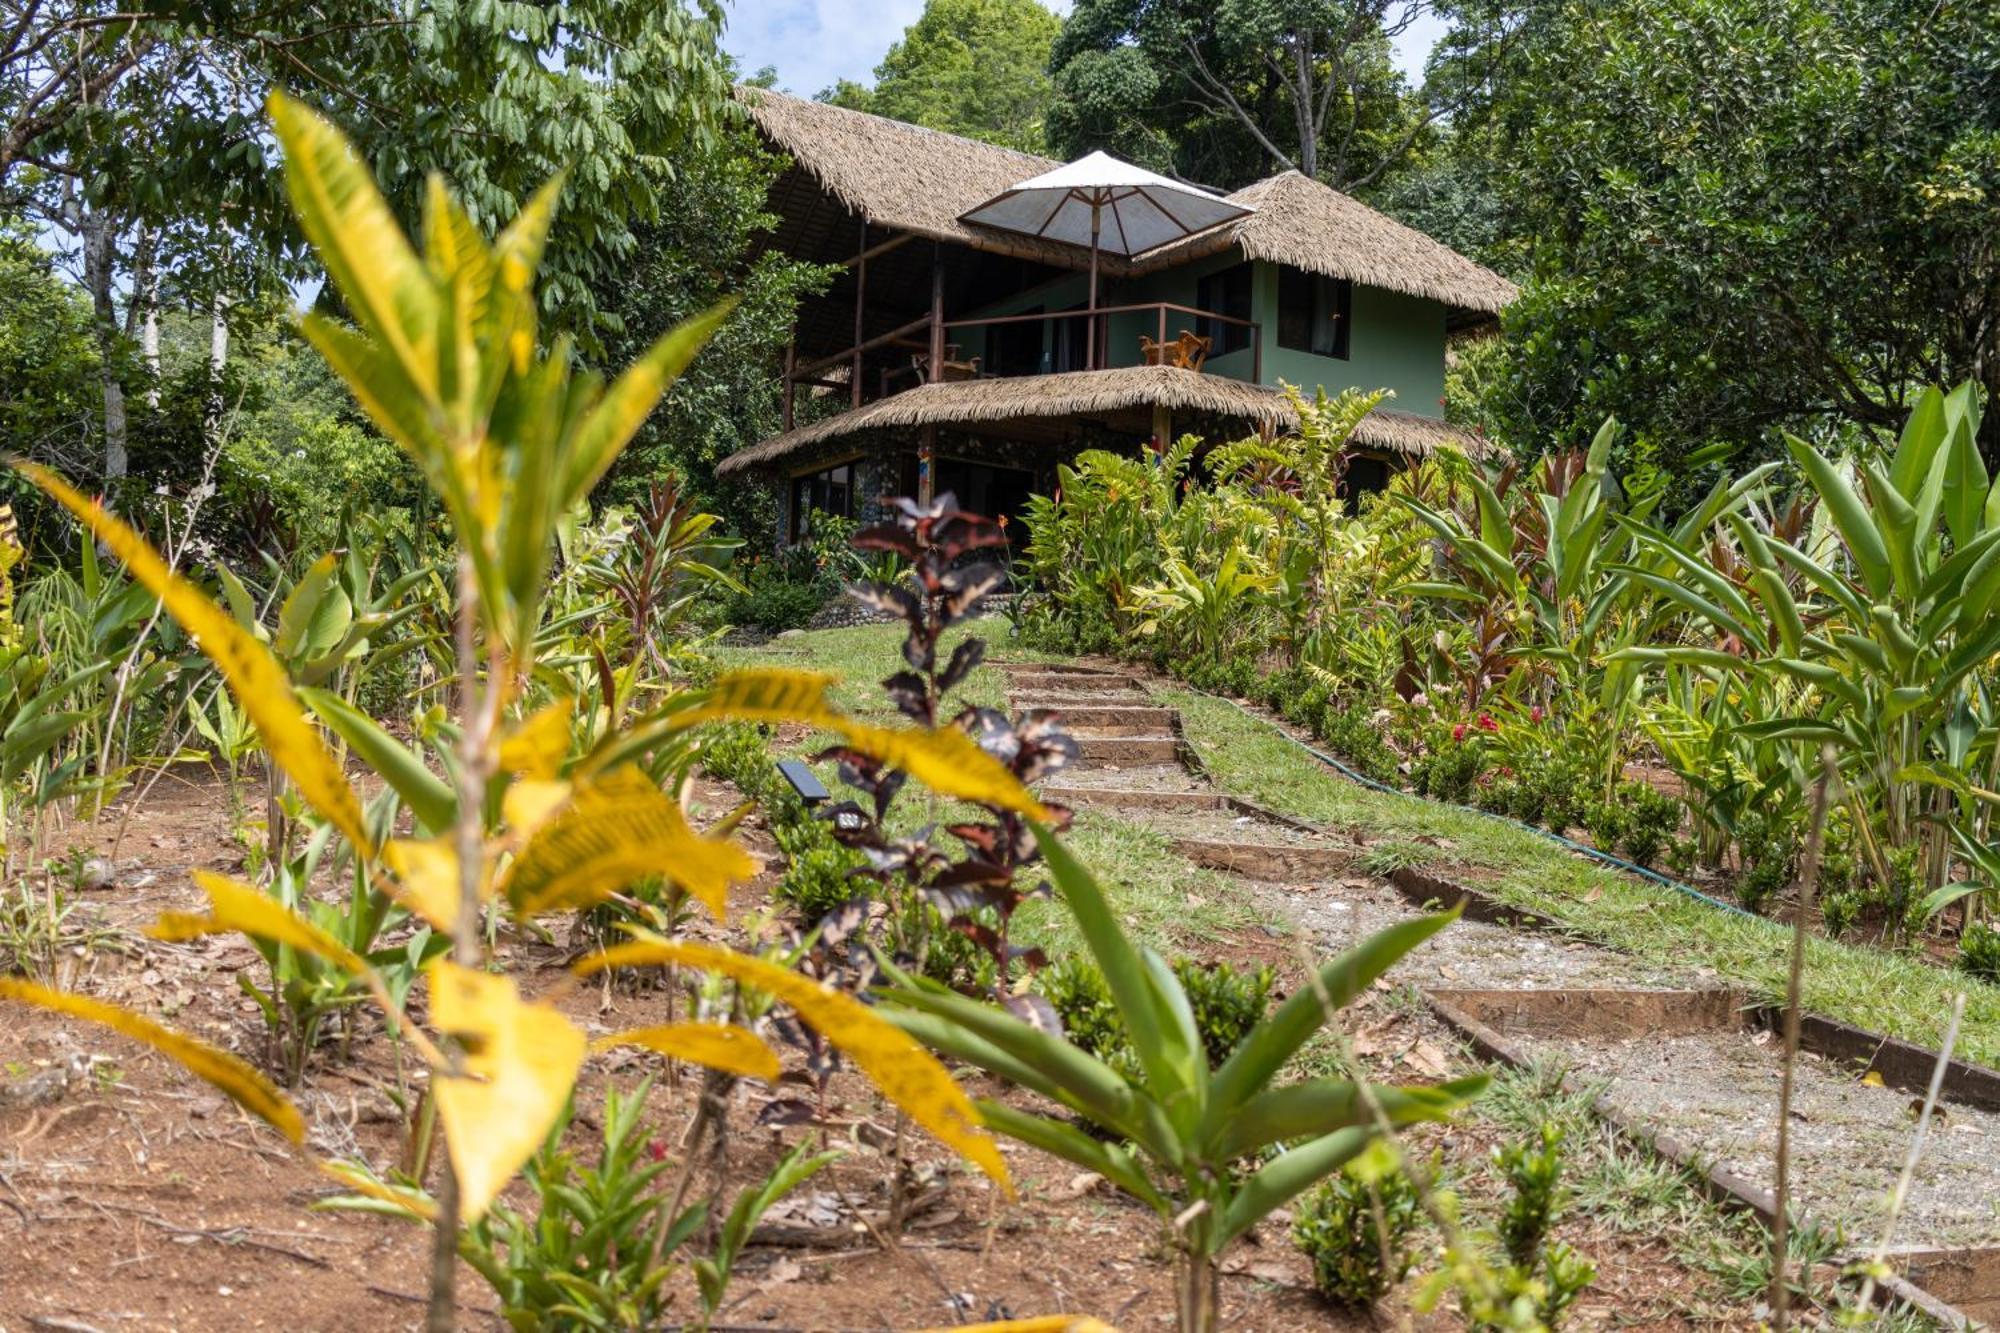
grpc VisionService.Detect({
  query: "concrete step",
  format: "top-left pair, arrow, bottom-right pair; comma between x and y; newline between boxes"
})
1012,693 -> 1157,713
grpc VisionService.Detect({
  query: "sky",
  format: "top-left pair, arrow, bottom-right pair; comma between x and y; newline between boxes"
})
725,2 -> 1448,102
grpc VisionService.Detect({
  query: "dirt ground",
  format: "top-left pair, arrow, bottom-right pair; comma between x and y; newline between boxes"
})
0,765 -> 1780,1331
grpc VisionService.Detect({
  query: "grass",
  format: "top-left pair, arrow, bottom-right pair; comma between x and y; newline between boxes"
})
721,619 -> 2000,1068
1158,683 -> 2000,1069
713,618 -> 1257,959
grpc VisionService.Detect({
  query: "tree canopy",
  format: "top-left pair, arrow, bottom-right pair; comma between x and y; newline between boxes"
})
1046,0 -> 1445,189
822,0 -> 1062,152
1467,0 -> 2000,468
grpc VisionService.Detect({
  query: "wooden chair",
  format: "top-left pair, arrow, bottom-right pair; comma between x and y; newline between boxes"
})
1139,330 -> 1212,371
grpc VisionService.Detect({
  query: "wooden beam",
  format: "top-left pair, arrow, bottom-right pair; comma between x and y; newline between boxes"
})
794,314 -> 933,380
782,340 -> 796,431
841,231 -> 914,268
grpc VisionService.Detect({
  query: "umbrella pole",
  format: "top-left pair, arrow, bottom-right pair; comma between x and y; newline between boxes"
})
1087,198 -> 1100,370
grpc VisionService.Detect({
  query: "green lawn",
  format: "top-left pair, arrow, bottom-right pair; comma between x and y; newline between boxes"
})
722,618 -> 2000,1068
1160,683 -> 2000,1068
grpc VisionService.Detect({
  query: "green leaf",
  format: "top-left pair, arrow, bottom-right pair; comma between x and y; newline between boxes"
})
1208,911 -> 1457,1123
299,686 -> 457,833
1785,435 -> 1891,600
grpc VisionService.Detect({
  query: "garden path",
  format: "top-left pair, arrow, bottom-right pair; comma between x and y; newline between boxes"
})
1007,659 -> 2000,1327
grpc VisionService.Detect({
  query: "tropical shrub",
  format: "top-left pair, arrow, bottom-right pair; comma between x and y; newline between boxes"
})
1293,1145 -> 1426,1307
883,837 -> 1483,1333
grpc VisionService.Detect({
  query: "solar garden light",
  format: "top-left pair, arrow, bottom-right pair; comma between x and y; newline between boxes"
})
776,758 -> 865,832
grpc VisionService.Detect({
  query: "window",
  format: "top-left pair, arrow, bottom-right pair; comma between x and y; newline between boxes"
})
790,461 -> 854,538
1277,267 -> 1351,359
1196,262 -> 1253,356
988,308 -> 1044,377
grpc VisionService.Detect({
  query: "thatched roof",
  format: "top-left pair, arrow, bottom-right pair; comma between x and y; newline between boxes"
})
715,366 -> 1495,476
1132,172 -> 1518,315
736,88 -> 1517,321
736,89 -> 1086,270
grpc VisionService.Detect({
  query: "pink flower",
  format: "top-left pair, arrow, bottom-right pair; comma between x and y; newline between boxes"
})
1476,714 -> 1499,733
1530,705 -> 1544,724
1451,722 -> 1468,743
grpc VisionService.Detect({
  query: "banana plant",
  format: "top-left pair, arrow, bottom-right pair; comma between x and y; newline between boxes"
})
880,830 -> 1483,1333
1131,543 -> 1276,666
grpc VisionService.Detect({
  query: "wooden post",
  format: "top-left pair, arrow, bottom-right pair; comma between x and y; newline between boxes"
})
852,220 -> 867,408
1156,305 -> 1166,362
782,340 -> 796,431
1252,322 -> 1262,384
928,243 -> 945,383
1152,402 -> 1171,453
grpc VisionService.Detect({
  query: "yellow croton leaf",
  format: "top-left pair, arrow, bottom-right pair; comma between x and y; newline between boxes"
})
0,977 -> 303,1143
150,870 -> 368,976
428,961 -> 586,1224
499,765 -> 754,921
318,1160 -> 438,1222
501,777 -> 572,841
384,836 -> 475,931
670,669 -> 1050,820
592,1022 -> 782,1082
15,463 -> 373,855
576,938 -> 1011,1195
497,698 -> 573,780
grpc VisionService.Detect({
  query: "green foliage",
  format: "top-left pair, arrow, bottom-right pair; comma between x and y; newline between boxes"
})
458,1077 -> 835,1331
884,834 -> 1482,1333
1292,1145 -> 1425,1307
1040,953 -> 1275,1082
1495,1125 -> 1567,1269
0,221 -> 98,465
1048,0 -> 1433,189
825,0 -> 1063,152
1478,0 -> 2000,469
1958,922 -> 2000,985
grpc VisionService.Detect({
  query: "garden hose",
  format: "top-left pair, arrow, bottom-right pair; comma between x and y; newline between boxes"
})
1190,687 -> 1770,925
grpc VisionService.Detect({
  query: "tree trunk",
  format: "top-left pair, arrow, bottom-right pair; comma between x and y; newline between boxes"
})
80,202 -> 128,479
206,291 -> 231,435
137,228 -> 161,410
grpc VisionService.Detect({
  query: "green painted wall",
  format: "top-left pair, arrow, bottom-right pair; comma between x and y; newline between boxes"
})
954,248 -> 1448,419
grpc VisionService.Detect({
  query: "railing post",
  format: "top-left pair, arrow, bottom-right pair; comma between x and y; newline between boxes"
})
852,220 -> 867,409
782,340 -> 796,431
929,244 -> 944,384
1157,305 -> 1166,363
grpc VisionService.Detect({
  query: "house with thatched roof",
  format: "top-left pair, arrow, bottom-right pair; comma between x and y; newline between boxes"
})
716,87 -> 1516,541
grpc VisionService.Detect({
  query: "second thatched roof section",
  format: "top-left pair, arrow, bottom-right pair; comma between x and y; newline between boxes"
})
737,88 -> 1517,322
714,366 -> 1496,476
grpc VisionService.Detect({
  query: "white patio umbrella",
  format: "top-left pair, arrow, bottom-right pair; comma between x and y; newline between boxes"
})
960,151 -> 1253,366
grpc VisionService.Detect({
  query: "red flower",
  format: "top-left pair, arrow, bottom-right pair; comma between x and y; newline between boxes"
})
1451,722 -> 1468,743
1476,714 -> 1498,733
646,1138 -> 667,1162
1530,705 -> 1544,724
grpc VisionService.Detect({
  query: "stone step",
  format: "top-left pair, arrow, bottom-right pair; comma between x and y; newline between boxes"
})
1009,671 -> 1146,695
1008,704 -> 1177,731
1042,786 -> 1228,811
1011,693 -> 1157,713
1075,734 -> 1184,764
1171,837 -> 1360,882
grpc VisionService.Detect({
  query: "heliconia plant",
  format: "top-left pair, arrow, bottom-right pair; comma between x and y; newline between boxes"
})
2,92 -> 1047,1328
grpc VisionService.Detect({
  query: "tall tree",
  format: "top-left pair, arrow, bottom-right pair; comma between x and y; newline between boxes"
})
822,0 -> 1062,152
1477,0 -> 2000,467
1047,0 -> 1448,189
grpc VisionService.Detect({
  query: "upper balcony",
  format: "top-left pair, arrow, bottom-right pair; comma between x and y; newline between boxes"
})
780,298 -> 1260,433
